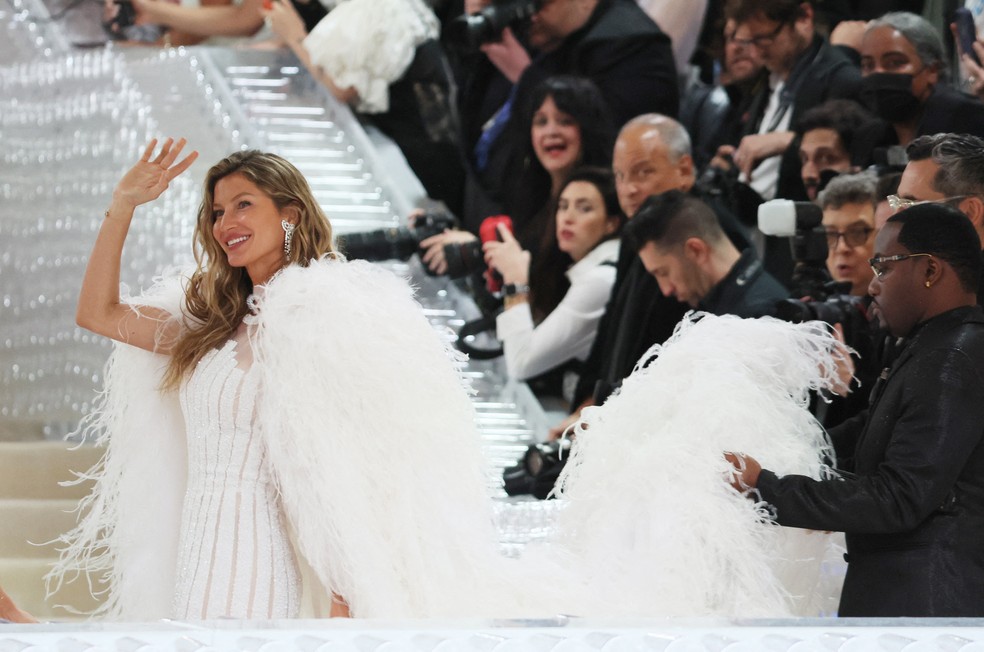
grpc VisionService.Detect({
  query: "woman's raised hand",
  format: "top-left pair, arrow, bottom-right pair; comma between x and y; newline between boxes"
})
113,138 -> 198,210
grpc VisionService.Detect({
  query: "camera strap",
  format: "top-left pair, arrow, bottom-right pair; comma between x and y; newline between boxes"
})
456,315 -> 504,360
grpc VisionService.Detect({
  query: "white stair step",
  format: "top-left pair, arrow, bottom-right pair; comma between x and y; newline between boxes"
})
0,442 -> 100,500
0,557 -> 102,621
0,499 -> 81,558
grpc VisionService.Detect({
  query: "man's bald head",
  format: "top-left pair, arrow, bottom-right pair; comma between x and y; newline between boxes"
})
612,114 -> 695,218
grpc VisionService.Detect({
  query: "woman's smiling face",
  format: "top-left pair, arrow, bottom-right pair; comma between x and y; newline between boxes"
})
211,173 -> 292,285
531,95 -> 583,179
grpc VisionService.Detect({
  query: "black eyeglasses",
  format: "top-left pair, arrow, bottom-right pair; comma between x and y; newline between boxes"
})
868,253 -> 933,278
728,21 -> 787,48
825,225 -> 874,249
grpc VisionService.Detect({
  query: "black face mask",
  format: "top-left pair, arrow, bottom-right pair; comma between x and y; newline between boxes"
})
859,73 -> 923,124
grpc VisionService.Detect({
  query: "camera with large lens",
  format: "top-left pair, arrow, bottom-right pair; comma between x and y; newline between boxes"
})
502,438 -> 571,499
758,199 -> 872,351
447,0 -> 542,51
338,211 -> 459,274
444,239 -> 484,279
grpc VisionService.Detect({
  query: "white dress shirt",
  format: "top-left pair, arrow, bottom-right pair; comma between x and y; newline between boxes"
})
741,73 -> 791,201
496,239 -> 620,380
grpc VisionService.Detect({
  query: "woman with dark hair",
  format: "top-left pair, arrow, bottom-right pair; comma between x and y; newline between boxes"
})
483,166 -> 624,392
508,75 -> 617,253
421,75 -> 615,274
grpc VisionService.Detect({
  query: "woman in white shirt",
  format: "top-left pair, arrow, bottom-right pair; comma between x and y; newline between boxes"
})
483,166 -> 624,392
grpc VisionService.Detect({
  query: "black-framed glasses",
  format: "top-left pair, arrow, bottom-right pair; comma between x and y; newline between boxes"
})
868,253 -> 933,278
728,21 -> 787,48
825,225 -> 874,248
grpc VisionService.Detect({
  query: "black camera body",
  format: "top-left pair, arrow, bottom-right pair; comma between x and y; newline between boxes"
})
503,438 -> 571,499
338,211 -> 454,272
102,0 -> 137,40
339,211 -> 491,280
114,0 -> 137,28
447,0 -> 541,50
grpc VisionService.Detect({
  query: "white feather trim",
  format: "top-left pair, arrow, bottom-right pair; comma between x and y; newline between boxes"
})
47,275 -> 188,620
540,313 -> 846,617
252,258 -> 558,618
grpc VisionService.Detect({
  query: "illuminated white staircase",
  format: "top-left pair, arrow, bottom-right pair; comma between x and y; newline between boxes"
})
0,441 -> 102,620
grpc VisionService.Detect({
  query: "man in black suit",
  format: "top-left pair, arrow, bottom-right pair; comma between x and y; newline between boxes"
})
624,191 -> 787,318
729,203 -> 984,617
715,0 -> 862,287
723,0 -> 862,203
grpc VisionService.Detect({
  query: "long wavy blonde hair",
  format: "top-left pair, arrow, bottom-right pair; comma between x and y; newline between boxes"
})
161,150 -> 336,390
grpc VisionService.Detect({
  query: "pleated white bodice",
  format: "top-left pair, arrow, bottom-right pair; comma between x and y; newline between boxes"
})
172,335 -> 301,620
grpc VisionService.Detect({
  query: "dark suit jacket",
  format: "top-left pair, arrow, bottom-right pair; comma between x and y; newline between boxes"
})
515,0 -> 679,126
917,85 -> 984,140
762,34 -> 863,202
460,0 -> 678,232
572,240 -> 687,408
697,249 -> 788,318
757,306 -> 984,617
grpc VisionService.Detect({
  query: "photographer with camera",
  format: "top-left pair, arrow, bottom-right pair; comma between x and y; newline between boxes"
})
457,0 -> 678,126
483,167 -> 623,393
815,173 -> 885,427
819,173 -> 878,297
453,0 -> 678,233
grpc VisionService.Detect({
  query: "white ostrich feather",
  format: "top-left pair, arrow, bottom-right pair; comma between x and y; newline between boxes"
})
49,269 -> 847,621
539,313 -> 847,617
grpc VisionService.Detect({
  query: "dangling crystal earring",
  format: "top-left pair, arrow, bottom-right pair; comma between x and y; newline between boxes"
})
282,220 -> 295,258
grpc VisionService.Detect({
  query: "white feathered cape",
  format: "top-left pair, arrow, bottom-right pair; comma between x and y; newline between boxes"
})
51,258 -> 847,620
49,258 -> 538,620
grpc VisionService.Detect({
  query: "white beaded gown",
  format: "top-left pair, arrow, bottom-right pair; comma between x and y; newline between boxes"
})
171,331 -> 301,620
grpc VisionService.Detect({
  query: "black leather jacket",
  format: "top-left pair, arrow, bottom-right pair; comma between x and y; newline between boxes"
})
758,306 -> 984,616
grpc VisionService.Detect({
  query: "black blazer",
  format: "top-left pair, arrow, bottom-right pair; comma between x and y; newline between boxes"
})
515,0 -> 679,125
757,306 -> 984,617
